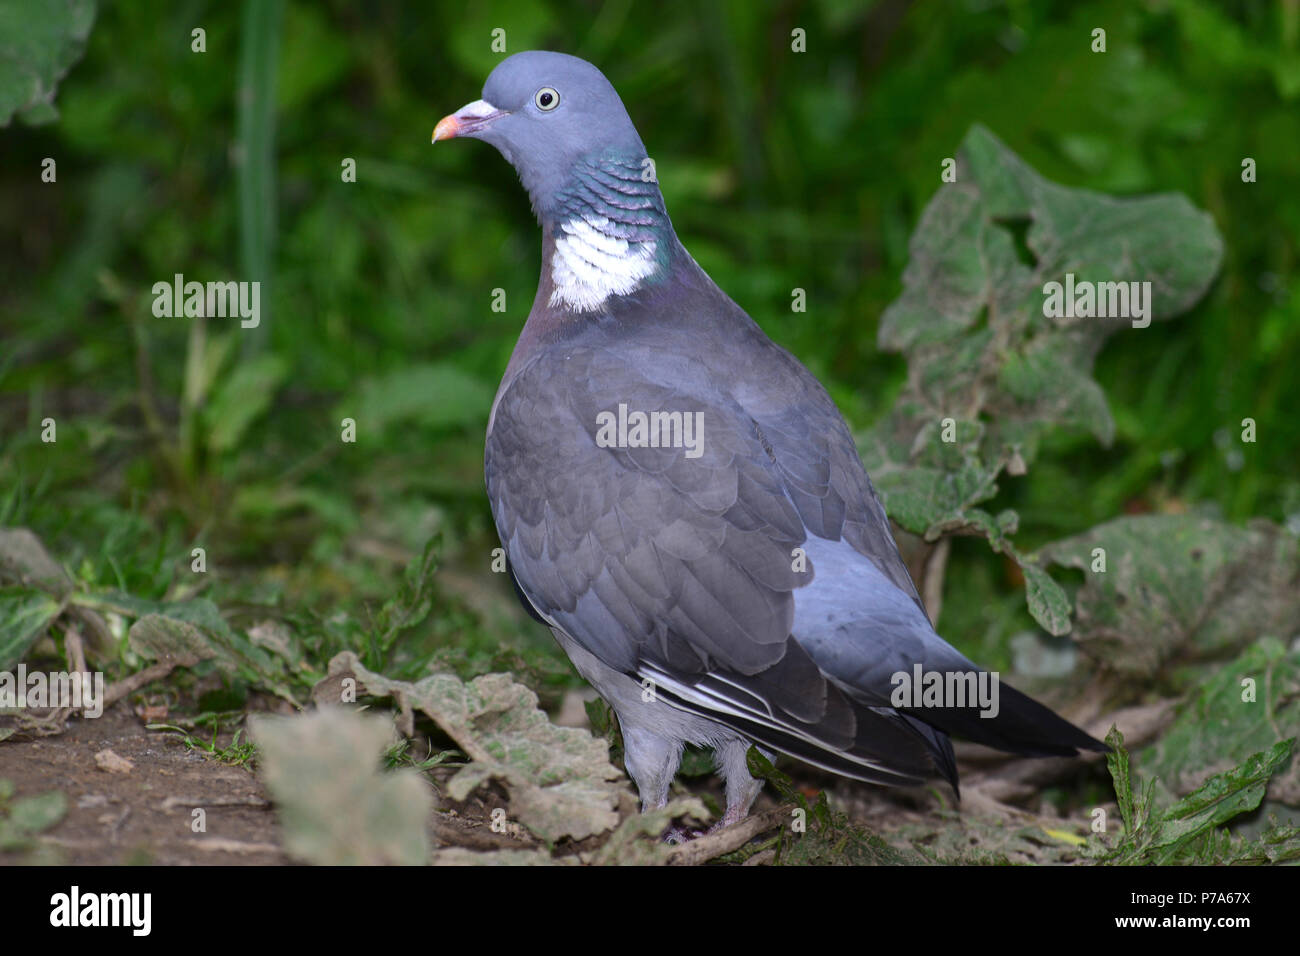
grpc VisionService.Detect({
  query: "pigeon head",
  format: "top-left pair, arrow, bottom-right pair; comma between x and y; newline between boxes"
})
434,51 -> 652,217
435,51 -> 676,313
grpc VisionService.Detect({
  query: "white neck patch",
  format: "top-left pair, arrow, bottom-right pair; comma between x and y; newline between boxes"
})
550,215 -> 658,313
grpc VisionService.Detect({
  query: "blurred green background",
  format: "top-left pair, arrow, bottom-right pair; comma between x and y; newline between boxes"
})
2,0 -> 1297,682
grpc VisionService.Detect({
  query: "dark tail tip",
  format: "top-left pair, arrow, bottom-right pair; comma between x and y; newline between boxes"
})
903,681 -> 1110,759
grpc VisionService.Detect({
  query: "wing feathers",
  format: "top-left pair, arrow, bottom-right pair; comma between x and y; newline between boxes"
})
488,324 -> 1103,794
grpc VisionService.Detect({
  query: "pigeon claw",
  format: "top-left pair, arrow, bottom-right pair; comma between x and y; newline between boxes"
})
661,825 -> 708,845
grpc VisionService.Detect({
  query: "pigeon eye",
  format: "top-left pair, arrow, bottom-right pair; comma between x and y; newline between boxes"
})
534,87 -> 560,111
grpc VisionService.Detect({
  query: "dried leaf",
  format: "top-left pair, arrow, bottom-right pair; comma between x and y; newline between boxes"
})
324,651 -> 627,843
250,708 -> 432,865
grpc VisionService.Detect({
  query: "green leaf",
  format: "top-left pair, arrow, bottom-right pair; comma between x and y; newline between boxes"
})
589,797 -> 711,865
102,594 -> 298,703
1141,637 -> 1300,805
1094,731 -> 1300,864
236,0 -> 282,353
1105,726 -> 1137,836
1042,515 -> 1300,677
367,536 -> 439,666
0,0 -> 96,127
1153,740 -> 1292,852
0,586 -> 62,671
203,354 -> 289,455
250,708 -> 432,865
7,789 -> 67,833
0,786 -> 67,851
863,125 -> 1223,627
432,847 -> 563,866
1020,561 -> 1072,637
127,613 -> 216,667
340,362 -> 494,436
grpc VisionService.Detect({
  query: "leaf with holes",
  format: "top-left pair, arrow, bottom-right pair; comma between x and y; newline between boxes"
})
1041,515 -> 1300,677
862,124 -> 1223,630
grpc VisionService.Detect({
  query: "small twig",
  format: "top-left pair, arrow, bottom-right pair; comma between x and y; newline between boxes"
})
431,813 -> 540,851
720,833 -> 781,865
191,838 -> 282,855
64,627 -> 87,678
393,688 -> 415,739
107,806 -> 131,844
160,795 -> 270,812
102,662 -> 181,710
665,805 -> 788,866
921,537 -> 951,624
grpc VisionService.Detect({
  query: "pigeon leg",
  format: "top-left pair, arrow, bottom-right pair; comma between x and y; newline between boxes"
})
620,721 -> 684,813
619,721 -> 709,842
709,738 -> 768,831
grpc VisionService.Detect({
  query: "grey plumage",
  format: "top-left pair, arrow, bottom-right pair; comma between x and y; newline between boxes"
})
434,51 -> 1105,828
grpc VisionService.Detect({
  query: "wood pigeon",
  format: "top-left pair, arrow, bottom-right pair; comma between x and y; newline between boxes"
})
433,51 -> 1106,830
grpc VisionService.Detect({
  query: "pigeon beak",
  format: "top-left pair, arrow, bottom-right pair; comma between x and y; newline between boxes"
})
433,99 -> 507,143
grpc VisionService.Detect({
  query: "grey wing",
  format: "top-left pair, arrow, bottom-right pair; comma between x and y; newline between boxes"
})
728,340 -> 928,615
752,348 -> 1107,759
486,343 -> 955,786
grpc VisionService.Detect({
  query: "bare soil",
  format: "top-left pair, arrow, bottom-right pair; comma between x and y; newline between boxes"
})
1,702 -> 286,865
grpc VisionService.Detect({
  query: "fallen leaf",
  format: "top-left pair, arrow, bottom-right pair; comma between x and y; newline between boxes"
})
323,651 -> 628,843
250,708 -> 432,865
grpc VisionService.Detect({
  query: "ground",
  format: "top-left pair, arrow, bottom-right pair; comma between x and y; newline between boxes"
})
1,689 -> 1135,865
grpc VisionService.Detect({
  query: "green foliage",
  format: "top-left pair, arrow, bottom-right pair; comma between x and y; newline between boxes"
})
1141,637 -> 1300,805
1091,728 -> 1300,864
341,363 -> 494,436
0,528 -> 72,670
589,797 -> 711,865
0,586 -> 62,671
746,747 -> 925,865
363,536 -> 439,671
864,125 -> 1223,633
113,595 -> 300,704
0,0 -> 95,126
148,723 -> 257,768
203,354 -> 289,456
383,737 -> 461,773
584,696 -> 624,768
236,0 -> 284,354
0,779 -> 67,851
1043,515 -> 1300,677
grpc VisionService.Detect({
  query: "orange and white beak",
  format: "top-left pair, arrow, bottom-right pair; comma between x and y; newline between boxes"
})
432,99 -> 507,143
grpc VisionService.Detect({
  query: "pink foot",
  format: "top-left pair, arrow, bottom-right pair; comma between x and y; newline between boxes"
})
662,824 -> 708,844
704,806 -> 748,835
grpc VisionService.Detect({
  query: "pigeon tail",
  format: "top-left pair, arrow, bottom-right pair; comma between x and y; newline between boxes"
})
899,678 -> 1110,759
